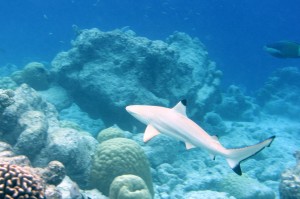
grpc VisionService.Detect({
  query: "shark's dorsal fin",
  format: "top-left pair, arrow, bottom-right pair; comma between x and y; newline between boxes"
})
185,142 -> 196,150
143,125 -> 160,142
172,99 -> 187,117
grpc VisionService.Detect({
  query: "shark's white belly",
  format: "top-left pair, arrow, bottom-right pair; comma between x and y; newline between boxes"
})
151,109 -> 227,156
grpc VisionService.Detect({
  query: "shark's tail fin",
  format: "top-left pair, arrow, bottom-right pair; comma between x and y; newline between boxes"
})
225,136 -> 275,175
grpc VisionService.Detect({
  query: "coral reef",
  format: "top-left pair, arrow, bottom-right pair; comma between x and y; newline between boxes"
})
34,128 -> 98,187
0,140 -> 97,199
216,174 -> 275,199
215,85 -> 260,121
137,135 -> 182,167
0,85 -> 58,158
1,28 -> 297,199
0,85 -> 98,188
38,161 -> 66,186
257,67 -> 300,120
90,138 -> 153,197
0,163 -> 45,199
38,85 -> 73,111
0,142 -> 91,199
57,176 -> 108,199
201,112 -> 227,136
96,125 -> 125,144
185,190 -> 235,199
11,62 -> 51,91
0,77 -> 17,90
59,103 -> 105,136
51,28 -> 221,127
14,111 -> 48,159
0,89 -> 14,113
0,141 -> 31,167
109,174 -> 152,199
279,151 -> 300,199
0,63 -> 18,77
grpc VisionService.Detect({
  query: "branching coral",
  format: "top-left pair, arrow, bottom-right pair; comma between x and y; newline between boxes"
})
0,163 -> 45,199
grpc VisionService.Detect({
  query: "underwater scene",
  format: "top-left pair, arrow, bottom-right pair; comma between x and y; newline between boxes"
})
0,1 -> 300,199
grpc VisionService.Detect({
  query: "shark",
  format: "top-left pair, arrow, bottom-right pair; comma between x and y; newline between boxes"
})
126,100 -> 275,175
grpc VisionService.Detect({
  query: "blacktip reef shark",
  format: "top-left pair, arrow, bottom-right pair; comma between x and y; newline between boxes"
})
126,100 -> 275,175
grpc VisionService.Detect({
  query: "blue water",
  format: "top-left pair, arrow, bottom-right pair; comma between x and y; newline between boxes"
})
0,0 -> 299,90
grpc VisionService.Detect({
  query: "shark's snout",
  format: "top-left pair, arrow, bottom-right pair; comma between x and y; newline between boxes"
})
125,105 -> 135,114
125,105 -> 152,124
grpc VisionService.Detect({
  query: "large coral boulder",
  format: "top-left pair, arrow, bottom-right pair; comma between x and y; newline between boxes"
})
11,62 -> 51,91
51,28 -> 221,126
0,84 -> 59,155
109,174 -> 152,199
90,138 -> 153,197
34,128 -> 98,188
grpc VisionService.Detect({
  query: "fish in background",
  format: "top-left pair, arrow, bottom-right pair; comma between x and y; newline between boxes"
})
264,41 -> 300,58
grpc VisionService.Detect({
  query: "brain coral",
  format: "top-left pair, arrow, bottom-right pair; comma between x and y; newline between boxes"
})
96,125 -> 125,144
90,138 -> 153,197
0,163 -> 45,199
109,174 -> 152,199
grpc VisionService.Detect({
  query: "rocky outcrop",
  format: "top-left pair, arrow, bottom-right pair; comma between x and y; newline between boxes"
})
51,28 -> 222,127
0,85 -> 98,188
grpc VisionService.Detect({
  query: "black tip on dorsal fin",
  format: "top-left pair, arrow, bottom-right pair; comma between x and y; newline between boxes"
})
181,99 -> 187,106
233,164 -> 242,175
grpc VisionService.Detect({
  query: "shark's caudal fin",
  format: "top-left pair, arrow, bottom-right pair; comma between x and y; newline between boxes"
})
226,136 -> 276,175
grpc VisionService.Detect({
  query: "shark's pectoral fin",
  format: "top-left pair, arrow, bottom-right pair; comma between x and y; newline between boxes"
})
185,142 -> 196,150
209,153 -> 216,160
143,125 -> 160,142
